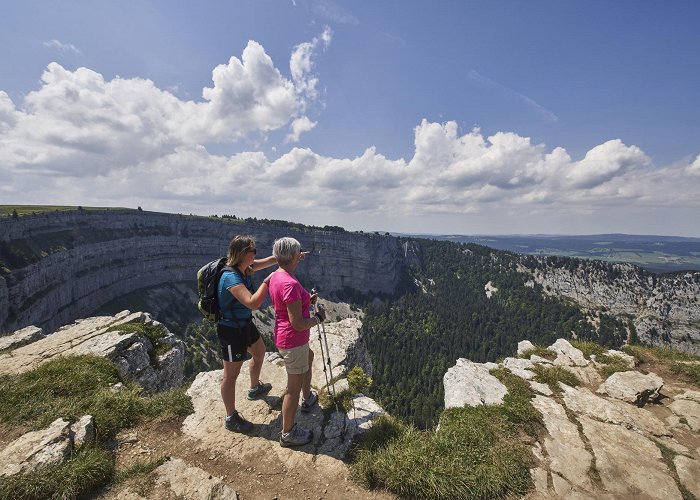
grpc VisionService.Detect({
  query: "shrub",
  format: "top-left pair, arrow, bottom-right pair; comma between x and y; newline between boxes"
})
348,366 -> 373,394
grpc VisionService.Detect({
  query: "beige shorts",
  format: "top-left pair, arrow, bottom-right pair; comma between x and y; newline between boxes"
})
278,343 -> 311,375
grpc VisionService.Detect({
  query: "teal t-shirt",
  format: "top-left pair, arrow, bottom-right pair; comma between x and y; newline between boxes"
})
218,270 -> 253,327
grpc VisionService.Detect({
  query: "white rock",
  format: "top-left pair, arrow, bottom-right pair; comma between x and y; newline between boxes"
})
0,418 -> 72,477
72,415 -> 95,449
674,390 -> 700,403
668,399 -> 700,432
598,371 -> 664,407
548,339 -> 588,367
444,359 -> 508,408
156,458 -> 238,499
517,340 -> 536,356
529,381 -> 553,396
579,416 -> 681,499
529,467 -> 549,495
674,456 -> 700,500
503,357 -> 536,380
0,326 -> 45,351
531,396 -> 593,492
561,385 -> 670,437
530,354 -> 553,365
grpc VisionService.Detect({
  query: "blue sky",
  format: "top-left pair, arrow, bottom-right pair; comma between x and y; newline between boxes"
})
1,0 -> 699,236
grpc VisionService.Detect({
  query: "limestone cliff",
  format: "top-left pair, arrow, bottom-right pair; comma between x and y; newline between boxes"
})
516,258 -> 700,354
0,210 -> 405,334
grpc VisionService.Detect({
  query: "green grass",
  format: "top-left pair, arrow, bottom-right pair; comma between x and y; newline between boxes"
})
570,340 -> 606,358
624,345 -> 700,388
0,355 -> 192,500
0,355 -> 192,437
595,353 -> 634,377
0,444 -> 115,500
532,364 -> 581,392
350,367 -> 538,499
518,345 -> 556,361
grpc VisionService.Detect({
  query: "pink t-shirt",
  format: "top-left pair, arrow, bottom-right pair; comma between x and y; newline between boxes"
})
268,271 -> 311,349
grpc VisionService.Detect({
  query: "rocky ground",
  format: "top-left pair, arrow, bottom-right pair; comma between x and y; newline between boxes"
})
0,313 -> 394,499
444,339 -> 700,499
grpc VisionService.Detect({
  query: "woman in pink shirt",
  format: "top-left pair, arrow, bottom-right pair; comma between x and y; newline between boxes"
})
268,237 -> 326,447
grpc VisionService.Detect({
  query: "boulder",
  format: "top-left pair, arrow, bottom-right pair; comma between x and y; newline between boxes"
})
443,359 -> 508,408
72,415 -> 95,449
503,357 -> 535,380
548,339 -> 588,367
0,418 -> 72,477
0,326 -> 45,352
155,457 -> 238,499
528,381 -> 553,396
517,340 -> 536,356
597,371 -> 664,407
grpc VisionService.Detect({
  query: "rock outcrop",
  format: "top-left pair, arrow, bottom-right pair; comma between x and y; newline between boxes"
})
0,210 -> 407,334
444,338 -> 700,499
0,310 -> 184,392
517,260 -> 700,354
0,416 -> 95,477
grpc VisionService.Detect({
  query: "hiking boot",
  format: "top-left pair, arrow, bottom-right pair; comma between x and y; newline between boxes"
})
280,423 -> 313,448
225,411 -> 254,433
247,381 -> 272,400
300,391 -> 318,413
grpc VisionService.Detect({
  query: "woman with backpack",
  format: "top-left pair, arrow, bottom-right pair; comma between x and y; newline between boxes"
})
218,234 -> 277,433
268,236 -> 326,447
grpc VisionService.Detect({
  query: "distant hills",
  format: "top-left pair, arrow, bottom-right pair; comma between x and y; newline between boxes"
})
396,233 -> 700,273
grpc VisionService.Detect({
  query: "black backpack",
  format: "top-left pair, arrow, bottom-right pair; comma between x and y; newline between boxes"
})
197,258 -> 250,323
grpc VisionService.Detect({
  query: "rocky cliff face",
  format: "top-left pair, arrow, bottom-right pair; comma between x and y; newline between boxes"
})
0,210 -> 405,334
516,259 -> 700,354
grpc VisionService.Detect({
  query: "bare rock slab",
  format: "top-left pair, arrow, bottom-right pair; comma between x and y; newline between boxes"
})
668,399 -> 700,432
531,395 -> 593,494
598,371 -> 664,407
0,326 -> 44,351
444,359 -> 507,408
155,457 -> 238,499
561,384 -> 669,437
673,455 -> 700,500
578,416 -> 681,499
517,340 -> 536,356
0,418 -> 72,477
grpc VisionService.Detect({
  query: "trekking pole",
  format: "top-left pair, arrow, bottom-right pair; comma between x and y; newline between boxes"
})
311,289 -> 333,399
311,289 -> 345,440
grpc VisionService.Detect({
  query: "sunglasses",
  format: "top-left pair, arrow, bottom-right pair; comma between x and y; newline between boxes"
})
247,248 -> 257,254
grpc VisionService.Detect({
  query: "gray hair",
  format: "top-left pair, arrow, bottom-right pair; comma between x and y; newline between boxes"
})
273,237 -> 301,265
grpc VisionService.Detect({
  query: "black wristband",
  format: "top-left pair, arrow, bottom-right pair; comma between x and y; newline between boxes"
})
314,312 -> 323,323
